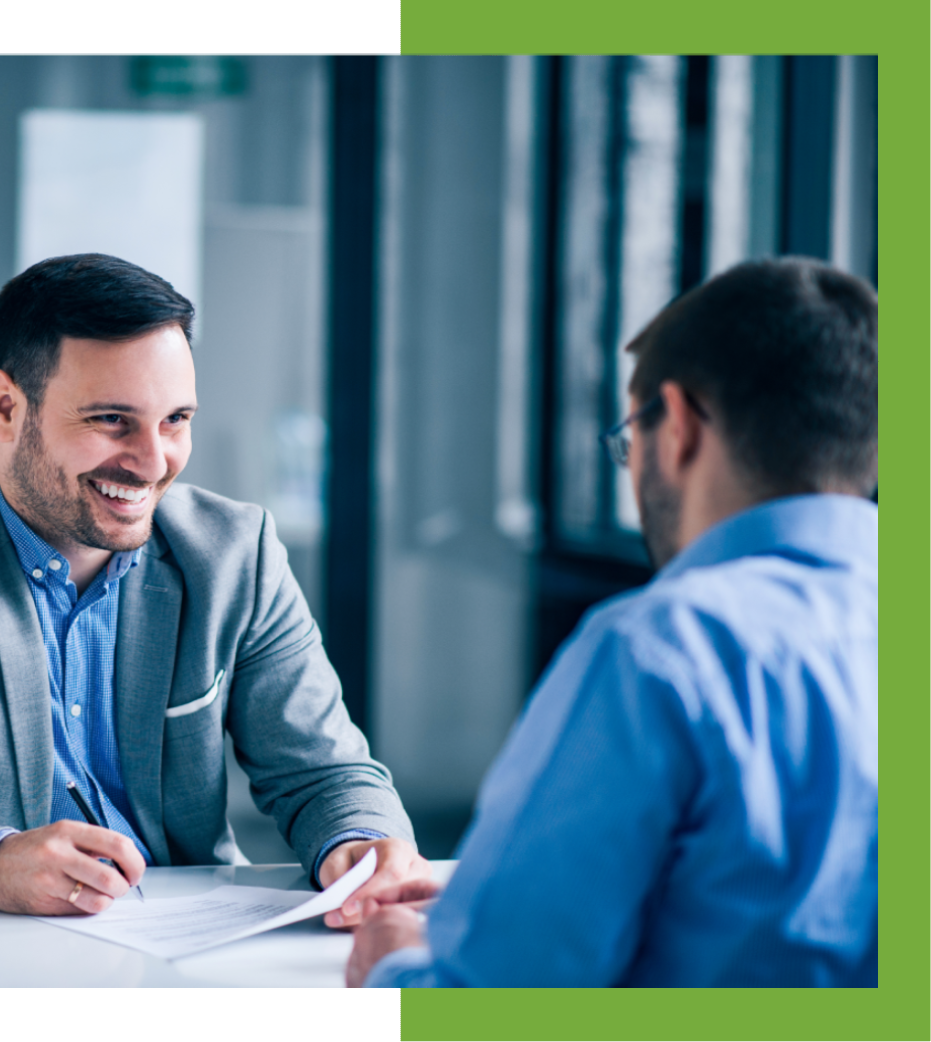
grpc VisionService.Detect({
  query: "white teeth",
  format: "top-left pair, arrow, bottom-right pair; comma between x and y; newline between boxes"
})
94,481 -> 147,503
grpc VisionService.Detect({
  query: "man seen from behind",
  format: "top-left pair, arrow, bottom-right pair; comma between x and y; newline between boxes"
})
348,256 -> 879,987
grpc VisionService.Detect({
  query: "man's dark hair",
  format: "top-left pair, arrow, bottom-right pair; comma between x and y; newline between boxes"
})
627,256 -> 878,496
0,253 -> 195,407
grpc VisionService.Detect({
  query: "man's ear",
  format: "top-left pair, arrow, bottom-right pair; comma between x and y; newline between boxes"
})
655,380 -> 702,479
0,370 -> 25,443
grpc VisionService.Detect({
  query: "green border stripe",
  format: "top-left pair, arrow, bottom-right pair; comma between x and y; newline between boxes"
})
400,0 -> 891,54
880,3 -> 931,1035
399,2 -> 930,1039
404,990 -> 889,1041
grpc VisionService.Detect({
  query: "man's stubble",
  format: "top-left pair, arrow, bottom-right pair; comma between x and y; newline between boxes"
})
8,408 -> 167,554
637,433 -> 682,571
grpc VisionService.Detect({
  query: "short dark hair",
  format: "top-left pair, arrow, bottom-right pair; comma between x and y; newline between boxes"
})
0,253 -> 195,407
627,257 -> 878,496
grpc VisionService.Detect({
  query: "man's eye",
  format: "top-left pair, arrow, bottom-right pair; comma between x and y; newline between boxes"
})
96,414 -> 123,425
165,413 -> 189,425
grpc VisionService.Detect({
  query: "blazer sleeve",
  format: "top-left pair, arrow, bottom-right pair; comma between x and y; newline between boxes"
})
223,508 -> 415,876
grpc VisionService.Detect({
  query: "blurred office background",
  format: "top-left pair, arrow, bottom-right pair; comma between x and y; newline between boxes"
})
0,55 -> 878,860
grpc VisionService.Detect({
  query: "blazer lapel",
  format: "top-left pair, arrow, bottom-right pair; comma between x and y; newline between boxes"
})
0,526 -> 53,829
115,532 -> 183,866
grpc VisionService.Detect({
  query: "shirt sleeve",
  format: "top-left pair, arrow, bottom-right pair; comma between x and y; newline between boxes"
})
366,615 -> 700,987
366,946 -> 437,987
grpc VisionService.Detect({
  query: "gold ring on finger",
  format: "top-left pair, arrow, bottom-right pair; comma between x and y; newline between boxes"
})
67,880 -> 84,904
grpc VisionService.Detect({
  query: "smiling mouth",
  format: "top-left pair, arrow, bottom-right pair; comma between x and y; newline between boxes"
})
89,479 -> 152,510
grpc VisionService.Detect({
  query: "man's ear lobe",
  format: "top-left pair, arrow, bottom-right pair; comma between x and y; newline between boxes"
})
0,395 -> 15,433
0,370 -> 24,433
658,381 -> 702,470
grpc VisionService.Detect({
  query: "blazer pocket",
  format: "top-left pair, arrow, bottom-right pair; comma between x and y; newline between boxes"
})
165,669 -> 225,719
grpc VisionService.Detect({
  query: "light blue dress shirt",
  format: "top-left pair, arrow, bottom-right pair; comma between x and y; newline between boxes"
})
368,495 -> 878,987
0,488 -> 152,861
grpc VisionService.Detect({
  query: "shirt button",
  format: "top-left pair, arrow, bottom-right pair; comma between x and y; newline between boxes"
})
70,704 -> 82,717
31,568 -> 43,579
48,559 -> 62,571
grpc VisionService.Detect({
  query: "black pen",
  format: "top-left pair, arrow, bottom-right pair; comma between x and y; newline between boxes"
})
66,781 -> 145,902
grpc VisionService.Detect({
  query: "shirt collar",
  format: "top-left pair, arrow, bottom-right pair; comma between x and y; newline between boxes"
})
0,484 -> 140,586
655,493 -> 878,585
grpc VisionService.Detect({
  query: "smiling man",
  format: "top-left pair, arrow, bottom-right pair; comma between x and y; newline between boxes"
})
0,253 -> 426,917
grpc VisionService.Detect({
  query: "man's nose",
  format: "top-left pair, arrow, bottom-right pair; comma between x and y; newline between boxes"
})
116,426 -> 168,482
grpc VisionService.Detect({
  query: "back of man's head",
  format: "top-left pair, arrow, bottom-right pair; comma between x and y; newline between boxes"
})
627,256 -> 878,498
0,253 -> 195,408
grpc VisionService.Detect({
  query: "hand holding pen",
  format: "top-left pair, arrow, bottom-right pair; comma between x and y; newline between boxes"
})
0,814 -> 146,916
67,781 -> 145,902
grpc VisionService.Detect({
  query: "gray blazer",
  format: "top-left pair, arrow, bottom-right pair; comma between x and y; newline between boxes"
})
0,483 -> 414,875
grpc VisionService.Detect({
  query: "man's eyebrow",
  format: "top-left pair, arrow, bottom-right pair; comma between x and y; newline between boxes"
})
78,403 -> 199,415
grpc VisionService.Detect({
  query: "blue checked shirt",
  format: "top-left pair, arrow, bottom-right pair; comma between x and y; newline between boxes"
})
0,488 -> 152,862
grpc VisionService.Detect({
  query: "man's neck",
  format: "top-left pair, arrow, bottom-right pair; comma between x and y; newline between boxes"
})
64,547 -> 114,597
676,438 -> 762,553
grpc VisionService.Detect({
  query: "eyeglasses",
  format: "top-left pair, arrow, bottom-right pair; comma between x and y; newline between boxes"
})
600,392 -> 709,468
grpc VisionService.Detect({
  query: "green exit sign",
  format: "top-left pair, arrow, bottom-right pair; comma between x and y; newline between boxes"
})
130,57 -> 248,97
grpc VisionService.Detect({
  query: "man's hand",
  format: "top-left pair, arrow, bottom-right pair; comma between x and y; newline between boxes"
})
320,837 -> 430,928
346,903 -> 427,987
0,821 -> 146,916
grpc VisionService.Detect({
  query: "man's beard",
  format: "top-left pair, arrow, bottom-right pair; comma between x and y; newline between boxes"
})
9,410 -> 169,554
638,434 -> 682,571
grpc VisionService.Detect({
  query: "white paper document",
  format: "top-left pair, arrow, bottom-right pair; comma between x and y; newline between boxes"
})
33,847 -> 376,960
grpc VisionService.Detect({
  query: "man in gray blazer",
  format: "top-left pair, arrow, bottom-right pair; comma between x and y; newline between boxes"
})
0,253 -> 424,919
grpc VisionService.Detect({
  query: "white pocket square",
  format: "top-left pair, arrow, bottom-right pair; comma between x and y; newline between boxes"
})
165,669 -> 225,719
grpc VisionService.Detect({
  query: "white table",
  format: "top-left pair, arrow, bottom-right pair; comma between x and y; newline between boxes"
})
0,860 -> 456,987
